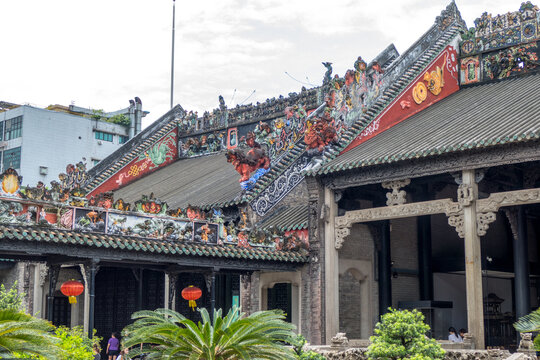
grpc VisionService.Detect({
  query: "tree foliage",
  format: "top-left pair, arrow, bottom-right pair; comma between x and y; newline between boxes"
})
0,282 -> 25,311
123,306 -> 298,360
53,326 -> 102,360
107,114 -> 131,126
0,308 -> 61,359
367,308 -> 445,360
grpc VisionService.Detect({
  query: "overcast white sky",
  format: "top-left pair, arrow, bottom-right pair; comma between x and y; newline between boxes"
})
0,0 -> 526,127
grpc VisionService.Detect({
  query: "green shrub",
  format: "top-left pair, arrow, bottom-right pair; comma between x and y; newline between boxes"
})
107,114 -> 130,126
54,326 -> 101,360
292,335 -> 326,360
0,281 -> 25,311
367,308 -> 445,360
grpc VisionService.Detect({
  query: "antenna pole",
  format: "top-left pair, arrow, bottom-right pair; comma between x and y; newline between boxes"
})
170,0 -> 176,109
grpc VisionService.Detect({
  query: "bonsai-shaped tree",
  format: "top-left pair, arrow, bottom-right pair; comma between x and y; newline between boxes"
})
123,306 -> 297,359
367,308 -> 445,360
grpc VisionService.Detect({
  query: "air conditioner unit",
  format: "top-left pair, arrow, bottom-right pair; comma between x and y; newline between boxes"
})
97,141 -> 103,145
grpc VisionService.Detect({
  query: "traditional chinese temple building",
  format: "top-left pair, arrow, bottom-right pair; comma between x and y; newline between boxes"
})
0,1 -> 539,352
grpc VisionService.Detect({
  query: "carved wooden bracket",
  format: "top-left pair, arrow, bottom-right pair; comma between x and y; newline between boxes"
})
457,183 -> 475,207
447,214 -> 464,238
381,179 -> 411,206
477,212 -> 496,236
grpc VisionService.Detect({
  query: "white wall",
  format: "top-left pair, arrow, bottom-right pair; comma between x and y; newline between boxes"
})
0,106 -> 127,185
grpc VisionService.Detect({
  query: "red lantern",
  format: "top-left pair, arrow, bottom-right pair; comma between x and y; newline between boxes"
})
60,280 -> 84,304
181,286 -> 202,311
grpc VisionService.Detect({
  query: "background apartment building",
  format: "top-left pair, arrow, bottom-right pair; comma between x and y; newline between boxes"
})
0,98 -> 146,186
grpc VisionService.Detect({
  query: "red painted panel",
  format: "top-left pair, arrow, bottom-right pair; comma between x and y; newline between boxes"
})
341,45 -> 459,154
88,129 -> 178,197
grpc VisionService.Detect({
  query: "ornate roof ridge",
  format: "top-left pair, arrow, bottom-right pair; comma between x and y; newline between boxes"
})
85,105 -> 185,192
305,24 -> 465,176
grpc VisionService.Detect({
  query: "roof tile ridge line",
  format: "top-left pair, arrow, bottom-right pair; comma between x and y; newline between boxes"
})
86,122 -> 177,192
352,122 -> 540,168
309,27 -> 460,175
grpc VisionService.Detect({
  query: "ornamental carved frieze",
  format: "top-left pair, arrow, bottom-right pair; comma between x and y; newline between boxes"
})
334,198 -> 461,249
381,179 -> 410,206
477,188 -> 540,213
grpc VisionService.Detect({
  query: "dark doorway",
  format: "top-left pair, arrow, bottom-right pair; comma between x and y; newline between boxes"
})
267,283 -> 292,323
94,267 -> 164,354
51,294 -> 71,327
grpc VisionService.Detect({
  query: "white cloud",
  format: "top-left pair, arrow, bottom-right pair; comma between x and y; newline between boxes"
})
0,0 -> 528,128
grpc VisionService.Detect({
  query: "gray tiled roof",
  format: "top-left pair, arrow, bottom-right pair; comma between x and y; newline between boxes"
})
317,73 -> 540,174
113,152 -> 244,209
258,205 -> 309,231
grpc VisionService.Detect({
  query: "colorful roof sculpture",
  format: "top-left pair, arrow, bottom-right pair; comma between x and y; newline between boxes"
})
0,166 -> 309,265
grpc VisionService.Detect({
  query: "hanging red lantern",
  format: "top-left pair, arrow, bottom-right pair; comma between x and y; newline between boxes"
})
181,286 -> 202,311
60,280 -> 84,304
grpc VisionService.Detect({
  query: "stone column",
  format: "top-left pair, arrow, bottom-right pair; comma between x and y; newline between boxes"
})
164,273 -> 170,310
87,261 -> 98,339
462,169 -> 485,349
80,264 -> 91,334
32,264 -> 47,318
167,272 -> 178,311
324,187 -> 339,344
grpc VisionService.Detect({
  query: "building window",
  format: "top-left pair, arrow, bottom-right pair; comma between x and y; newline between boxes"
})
94,131 -> 113,142
3,147 -> 21,169
0,121 -> 4,141
92,159 -> 101,166
4,116 -> 22,140
119,135 -> 129,144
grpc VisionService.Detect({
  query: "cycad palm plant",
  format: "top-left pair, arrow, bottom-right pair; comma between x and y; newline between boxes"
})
123,306 -> 297,359
0,308 -> 61,359
514,308 -> 540,332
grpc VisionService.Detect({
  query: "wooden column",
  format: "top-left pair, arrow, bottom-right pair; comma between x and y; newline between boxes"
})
324,187 -> 339,344
378,220 -> 392,316
462,169 -> 485,349
514,206 -> 530,320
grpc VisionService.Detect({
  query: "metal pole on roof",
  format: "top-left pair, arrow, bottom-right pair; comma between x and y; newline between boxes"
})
170,0 -> 176,109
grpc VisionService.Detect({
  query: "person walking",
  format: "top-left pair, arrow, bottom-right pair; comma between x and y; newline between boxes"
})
106,333 -> 120,360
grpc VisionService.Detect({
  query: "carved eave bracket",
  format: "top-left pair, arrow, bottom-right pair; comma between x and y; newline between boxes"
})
381,179 -> 410,206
